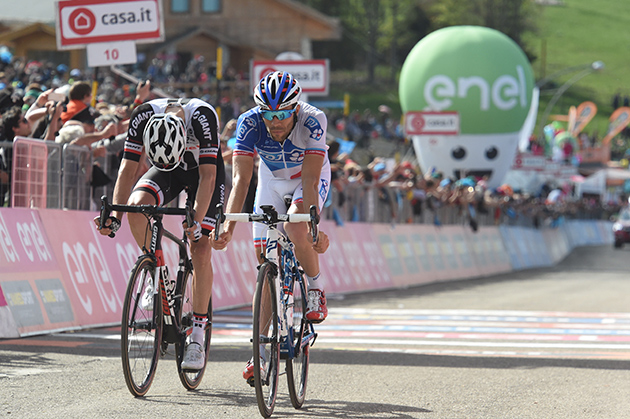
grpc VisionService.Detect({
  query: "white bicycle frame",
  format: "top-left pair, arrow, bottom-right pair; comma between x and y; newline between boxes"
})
220,211 -> 312,338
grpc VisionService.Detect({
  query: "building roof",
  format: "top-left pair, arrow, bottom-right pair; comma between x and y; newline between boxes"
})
0,22 -> 55,44
272,0 -> 341,38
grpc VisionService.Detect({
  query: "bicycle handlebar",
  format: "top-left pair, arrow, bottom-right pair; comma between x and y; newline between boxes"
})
98,195 -> 194,239
214,204 -> 319,244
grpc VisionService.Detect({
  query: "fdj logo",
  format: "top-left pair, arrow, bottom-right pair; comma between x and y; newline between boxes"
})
266,238 -> 278,252
424,65 -> 528,111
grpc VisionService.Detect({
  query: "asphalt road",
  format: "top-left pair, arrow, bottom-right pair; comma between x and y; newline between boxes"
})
2,244 -> 630,419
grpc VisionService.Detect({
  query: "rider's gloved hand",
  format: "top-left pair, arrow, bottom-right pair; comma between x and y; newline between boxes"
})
187,220 -> 202,241
94,216 -> 121,236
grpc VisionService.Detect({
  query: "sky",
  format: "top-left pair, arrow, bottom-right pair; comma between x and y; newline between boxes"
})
0,0 -> 55,24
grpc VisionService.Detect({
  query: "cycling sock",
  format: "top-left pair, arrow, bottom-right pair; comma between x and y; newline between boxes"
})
191,312 -> 208,345
305,272 -> 321,290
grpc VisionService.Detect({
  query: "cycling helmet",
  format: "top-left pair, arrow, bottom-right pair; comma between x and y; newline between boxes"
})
143,113 -> 186,171
254,71 -> 301,111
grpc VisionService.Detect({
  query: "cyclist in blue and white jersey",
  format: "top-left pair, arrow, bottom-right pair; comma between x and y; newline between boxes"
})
211,71 -> 331,382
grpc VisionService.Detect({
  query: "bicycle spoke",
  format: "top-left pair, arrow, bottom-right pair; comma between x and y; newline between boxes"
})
253,262 -> 279,418
177,266 -> 212,390
287,274 -> 309,409
121,256 -> 162,397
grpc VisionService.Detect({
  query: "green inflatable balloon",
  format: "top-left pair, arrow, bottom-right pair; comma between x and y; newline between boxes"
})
399,26 -> 536,187
400,25 -> 534,133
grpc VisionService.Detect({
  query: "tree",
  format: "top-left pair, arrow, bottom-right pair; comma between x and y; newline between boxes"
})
296,0 -> 538,83
428,0 -> 539,60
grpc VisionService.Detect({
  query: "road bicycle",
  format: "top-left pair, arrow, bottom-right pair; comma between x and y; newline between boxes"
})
215,203 -> 319,418
98,193 -> 212,397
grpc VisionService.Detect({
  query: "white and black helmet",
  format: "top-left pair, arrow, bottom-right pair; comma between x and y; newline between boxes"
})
143,113 -> 186,171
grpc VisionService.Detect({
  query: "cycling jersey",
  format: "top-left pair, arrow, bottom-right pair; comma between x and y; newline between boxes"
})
233,101 -> 328,180
123,98 -> 221,171
232,101 -> 331,247
125,98 -> 225,234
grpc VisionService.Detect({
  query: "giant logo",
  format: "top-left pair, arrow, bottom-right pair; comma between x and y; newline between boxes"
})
399,26 -> 536,188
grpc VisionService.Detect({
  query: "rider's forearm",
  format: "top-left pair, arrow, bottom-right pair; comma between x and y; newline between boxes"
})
301,154 -> 324,215
111,159 -> 139,220
194,165 -> 216,225
224,178 -> 250,234
301,175 -> 319,215
225,155 -> 254,233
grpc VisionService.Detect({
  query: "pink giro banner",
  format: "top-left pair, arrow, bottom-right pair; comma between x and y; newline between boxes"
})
0,206 -> 526,338
38,209 -> 137,327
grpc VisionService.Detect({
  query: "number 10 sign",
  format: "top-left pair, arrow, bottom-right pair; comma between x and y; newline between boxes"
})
86,41 -> 137,67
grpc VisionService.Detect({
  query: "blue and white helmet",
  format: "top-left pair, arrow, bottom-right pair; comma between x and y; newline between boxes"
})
254,71 -> 302,111
143,113 -> 186,171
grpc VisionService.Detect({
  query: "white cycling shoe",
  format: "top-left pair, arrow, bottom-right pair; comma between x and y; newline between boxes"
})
181,342 -> 206,371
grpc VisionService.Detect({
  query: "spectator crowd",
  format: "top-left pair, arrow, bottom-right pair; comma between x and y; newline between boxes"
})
0,55 -> 620,230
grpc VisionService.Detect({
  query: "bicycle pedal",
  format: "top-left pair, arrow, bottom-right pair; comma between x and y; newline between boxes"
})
246,376 -> 256,387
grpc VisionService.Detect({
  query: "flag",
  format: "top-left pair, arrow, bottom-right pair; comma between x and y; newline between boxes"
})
602,107 -> 630,145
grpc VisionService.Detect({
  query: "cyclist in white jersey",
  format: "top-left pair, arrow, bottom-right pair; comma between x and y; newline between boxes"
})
211,71 -> 330,383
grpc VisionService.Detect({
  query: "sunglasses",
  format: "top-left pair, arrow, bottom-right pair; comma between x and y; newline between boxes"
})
260,108 -> 296,121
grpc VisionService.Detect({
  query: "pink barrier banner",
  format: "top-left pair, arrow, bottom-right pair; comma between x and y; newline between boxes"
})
0,208 -> 74,335
0,205 -> 517,338
320,221 -> 393,293
204,220 -> 257,308
37,209 -> 137,327
0,208 -> 58,272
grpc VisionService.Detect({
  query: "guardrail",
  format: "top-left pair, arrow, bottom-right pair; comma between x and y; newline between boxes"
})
8,137 -> 95,210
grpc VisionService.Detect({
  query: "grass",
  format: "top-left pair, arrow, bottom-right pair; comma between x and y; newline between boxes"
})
525,0 -> 630,137
330,0 -> 630,150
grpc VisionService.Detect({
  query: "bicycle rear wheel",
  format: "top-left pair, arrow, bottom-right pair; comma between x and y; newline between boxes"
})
176,266 -> 213,390
252,262 -> 280,418
121,255 -> 162,397
286,274 -> 310,409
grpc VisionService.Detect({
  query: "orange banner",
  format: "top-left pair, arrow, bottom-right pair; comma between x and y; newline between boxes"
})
602,107 -> 630,145
567,105 -> 577,133
571,101 -> 597,136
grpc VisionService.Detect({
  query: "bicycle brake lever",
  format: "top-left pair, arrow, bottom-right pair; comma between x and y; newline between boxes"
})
309,205 -> 319,244
99,195 -> 117,238
214,204 -> 225,241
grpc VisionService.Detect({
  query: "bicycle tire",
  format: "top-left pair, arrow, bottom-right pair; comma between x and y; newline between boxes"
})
176,266 -> 213,390
121,255 -> 162,397
252,262 -> 280,418
286,273 -> 309,409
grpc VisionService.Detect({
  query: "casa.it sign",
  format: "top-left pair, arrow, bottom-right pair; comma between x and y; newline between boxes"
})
404,111 -> 460,136
250,60 -> 329,95
55,0 -> 164,50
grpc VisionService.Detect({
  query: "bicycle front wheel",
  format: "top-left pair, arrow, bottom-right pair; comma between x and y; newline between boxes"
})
252,262 -> 280,418
121,255 -> 162,397
286,274 -> 309,409
176,266 -> 213,390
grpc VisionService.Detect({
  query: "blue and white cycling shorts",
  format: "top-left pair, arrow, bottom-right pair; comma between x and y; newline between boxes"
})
252,162 -> 330,249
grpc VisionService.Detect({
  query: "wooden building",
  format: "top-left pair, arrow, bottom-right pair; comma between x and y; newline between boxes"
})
0,0 -> 341,73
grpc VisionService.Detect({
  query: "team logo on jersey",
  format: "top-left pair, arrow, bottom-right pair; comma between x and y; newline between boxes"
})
128,109 -> 153,138
258,149 -> 284,162
305,116 -> 323,141
239,116 -> 258,139
319,179 -> 330,202
287,149 -> 304,163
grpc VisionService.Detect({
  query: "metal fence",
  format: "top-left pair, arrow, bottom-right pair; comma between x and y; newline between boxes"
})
2,142 -> 614,228
6,137 -> 95,210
